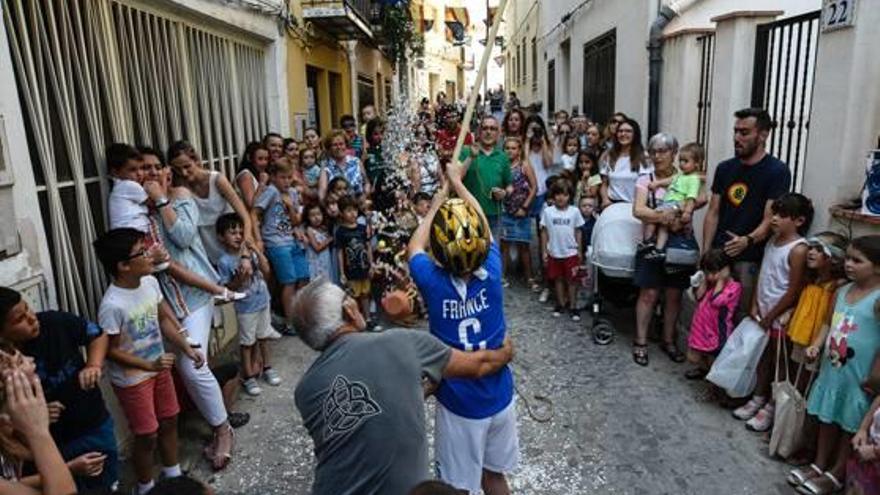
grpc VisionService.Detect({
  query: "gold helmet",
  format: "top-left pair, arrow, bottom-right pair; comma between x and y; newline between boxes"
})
430,198 -> 490,276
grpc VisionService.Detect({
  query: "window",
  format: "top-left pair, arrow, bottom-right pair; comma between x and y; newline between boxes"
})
531,37 -> 537,92
547,60 -> 556,116
357,74 -> 376,113
4,0 -> 269,316
583,29 -> 616,128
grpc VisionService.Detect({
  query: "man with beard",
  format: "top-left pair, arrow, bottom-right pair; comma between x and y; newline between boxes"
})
702,108 -> 791,315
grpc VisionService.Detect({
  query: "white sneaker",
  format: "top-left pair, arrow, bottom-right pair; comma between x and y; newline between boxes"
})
745,404 -> 775,432
242,377 -> 262,396
732,396 -> 766,420
538,288 -> 550,303
262,367 -> 282,386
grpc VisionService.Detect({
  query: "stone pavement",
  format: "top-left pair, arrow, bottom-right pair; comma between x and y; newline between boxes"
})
184,285 -> 794,494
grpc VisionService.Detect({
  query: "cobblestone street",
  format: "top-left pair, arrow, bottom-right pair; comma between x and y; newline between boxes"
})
187,285 -> 794,494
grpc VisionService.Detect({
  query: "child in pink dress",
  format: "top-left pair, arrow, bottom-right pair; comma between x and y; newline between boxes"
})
686,249 -> 743,383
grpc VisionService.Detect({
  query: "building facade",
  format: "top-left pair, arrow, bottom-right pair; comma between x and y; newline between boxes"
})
0,0 -> 290,318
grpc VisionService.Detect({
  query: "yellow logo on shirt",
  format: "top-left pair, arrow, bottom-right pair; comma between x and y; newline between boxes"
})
727,182 -> 748,207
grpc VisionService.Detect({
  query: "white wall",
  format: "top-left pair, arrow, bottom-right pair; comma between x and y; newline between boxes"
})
0,14 -> 55,305
540,0 -> 655,124
666,0 -> 821,32
658,32 -> 708,145
800,0 -> 880,234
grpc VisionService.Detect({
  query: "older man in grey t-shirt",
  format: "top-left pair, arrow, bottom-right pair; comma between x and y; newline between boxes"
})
292,279 -> 513,495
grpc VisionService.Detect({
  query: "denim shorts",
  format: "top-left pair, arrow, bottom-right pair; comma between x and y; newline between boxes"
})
266,243 -> 310,284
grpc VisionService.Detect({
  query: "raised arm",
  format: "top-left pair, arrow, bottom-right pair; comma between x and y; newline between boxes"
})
447,160 -> 492,243
408,182 -> 449,257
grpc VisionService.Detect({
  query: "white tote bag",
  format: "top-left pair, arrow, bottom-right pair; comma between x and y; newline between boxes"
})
769,336 -> 813,458
706,317 -> 770,398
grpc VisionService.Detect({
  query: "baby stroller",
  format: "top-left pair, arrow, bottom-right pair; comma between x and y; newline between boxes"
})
586,202 -> 645,345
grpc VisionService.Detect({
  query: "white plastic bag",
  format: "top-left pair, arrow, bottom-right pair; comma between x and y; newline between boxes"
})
706,318 -> 769,398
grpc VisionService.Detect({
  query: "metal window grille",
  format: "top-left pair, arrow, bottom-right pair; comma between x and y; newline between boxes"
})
3,0 -> 270,318
751,11 -> 821,192
547,59 -> 555,115
695,33 -> 715,156
531,36 -> 537,92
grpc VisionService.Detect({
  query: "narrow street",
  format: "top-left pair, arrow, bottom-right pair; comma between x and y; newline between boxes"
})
186,285 -> 792,494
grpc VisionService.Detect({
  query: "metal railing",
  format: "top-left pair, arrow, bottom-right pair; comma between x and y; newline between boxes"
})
750,11 -> 821,192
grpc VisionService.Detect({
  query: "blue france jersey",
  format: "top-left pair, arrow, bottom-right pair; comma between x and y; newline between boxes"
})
409,242 -> 514,419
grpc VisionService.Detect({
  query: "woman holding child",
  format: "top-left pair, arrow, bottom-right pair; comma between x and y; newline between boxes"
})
145,143 -> 235,470
631,133 -> 704,366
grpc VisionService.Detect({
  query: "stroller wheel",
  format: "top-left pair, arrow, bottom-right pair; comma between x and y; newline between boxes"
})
592,319 -> 615,346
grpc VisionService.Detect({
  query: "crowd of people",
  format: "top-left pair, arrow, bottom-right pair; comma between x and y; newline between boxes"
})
0,91 -> 878,495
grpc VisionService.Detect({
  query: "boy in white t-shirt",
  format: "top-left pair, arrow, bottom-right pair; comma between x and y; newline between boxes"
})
94,228 -> 205,494
105,143 -> 242,303
540,178 -> 585,321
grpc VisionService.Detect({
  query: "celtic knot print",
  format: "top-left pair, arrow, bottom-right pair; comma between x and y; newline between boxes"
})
322,375 -> 382,440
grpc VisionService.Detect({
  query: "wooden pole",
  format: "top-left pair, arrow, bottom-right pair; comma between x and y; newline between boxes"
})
451,0 -> 508,168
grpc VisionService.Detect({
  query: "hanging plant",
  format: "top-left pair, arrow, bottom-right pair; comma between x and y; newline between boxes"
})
381,2 -> 424,64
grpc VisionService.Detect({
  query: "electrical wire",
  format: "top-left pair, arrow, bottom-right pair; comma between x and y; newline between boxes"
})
537,0 -> 593,43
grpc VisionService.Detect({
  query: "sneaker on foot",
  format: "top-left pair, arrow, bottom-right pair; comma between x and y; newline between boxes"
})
242,377 -> 262,396
280,324 -> 298,337
262,367 -> 282,386
538,288 -> 550,303
732,397 -> 767,420
745,404 -> 775,432
552,305 -> 563,317
570,310 -> 581,322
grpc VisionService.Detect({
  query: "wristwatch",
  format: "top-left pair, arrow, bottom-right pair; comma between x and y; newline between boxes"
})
745,234 -> 755,246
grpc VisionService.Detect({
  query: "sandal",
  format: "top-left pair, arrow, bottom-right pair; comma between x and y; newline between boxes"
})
661,342 -> 686,363
788,464 -> 822,487
797,471 -> 843,495
632,344 -> 649,367
684,368 -> 707,380
211,424 -> 235,471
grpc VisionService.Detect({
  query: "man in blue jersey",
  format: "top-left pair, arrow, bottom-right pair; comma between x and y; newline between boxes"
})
408,161 -> 518,494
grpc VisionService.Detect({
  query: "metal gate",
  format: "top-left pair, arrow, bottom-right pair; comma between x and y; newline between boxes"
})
695,33 -> 715,156
582,29 -> 616,126
750,11 -> 821,191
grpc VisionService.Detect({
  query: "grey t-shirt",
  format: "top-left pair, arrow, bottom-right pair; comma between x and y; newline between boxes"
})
294,329 -> 452,495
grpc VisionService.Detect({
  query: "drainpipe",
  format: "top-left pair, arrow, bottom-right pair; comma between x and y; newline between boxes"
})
647,0 -> 702,137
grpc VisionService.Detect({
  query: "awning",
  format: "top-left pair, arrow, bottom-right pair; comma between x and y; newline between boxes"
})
445,6 -> 469,42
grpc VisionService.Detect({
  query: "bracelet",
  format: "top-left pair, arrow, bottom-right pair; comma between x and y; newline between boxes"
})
155,199 -> 170,209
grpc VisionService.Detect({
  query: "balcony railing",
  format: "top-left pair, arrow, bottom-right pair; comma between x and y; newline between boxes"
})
301,0 -> 374,39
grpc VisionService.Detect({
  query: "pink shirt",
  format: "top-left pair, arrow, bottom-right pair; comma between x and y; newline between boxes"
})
688,279 -> 743,353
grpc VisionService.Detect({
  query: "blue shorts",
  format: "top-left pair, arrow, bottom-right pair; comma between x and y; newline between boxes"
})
266,243 -> 310,284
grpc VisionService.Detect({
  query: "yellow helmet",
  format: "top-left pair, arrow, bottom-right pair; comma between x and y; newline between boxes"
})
430,198 -> 490,276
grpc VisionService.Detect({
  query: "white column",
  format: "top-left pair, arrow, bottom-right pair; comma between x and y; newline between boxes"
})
705,11 -> 782,174
342,39 -> 359,125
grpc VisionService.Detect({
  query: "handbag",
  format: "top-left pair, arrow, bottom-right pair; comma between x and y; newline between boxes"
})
769,336 -> 813,458
665,234 -> 700,269
706,318 -> 770,398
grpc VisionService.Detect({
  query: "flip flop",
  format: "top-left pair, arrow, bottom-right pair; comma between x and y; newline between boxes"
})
212,425 -> 235,471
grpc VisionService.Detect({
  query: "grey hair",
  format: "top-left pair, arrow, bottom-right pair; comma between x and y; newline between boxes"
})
289,278 -> 347,351
647,132 -> 679,154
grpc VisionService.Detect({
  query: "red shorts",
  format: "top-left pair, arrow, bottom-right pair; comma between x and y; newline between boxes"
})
113,369 -> 180,436
546,255 -> 581,282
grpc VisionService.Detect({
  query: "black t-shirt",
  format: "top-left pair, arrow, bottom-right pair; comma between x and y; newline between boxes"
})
335,224 -> 370,280
23,311 -> 109,443
710,154 -> 791,262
